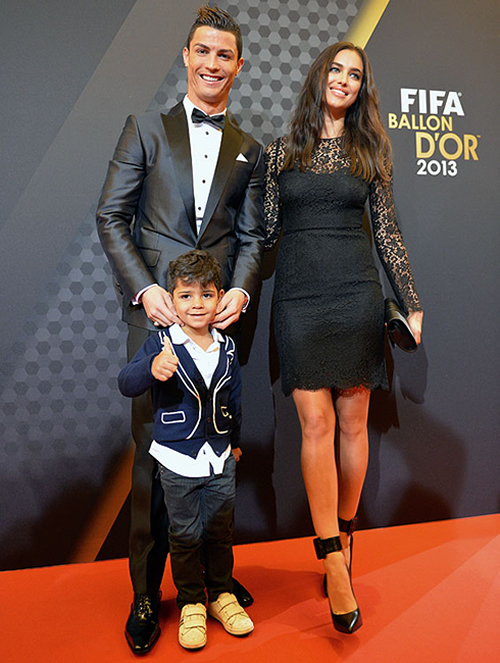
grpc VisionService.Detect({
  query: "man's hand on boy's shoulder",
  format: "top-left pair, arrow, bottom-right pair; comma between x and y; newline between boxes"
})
232,447 -> 242,462
212,290 -> 248,329
151,336 -> 179,381
141,285 -> 183,328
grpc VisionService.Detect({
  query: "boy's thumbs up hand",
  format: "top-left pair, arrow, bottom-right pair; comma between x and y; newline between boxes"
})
151,334 -> 179,381
162,335 -> 174,355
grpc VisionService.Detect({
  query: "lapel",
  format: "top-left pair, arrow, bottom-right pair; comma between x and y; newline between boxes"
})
170,338 -> 206,398
160,103 -> 197,237
197,116 -> 243,239
208,341 -> 228,392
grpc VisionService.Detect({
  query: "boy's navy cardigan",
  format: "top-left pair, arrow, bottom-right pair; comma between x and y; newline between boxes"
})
118,328 -> 241,459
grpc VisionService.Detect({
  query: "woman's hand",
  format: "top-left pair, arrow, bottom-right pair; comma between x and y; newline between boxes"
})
407,310 -> 423,345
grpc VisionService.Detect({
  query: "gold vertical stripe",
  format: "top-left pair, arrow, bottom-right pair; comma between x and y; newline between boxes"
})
70,441 -> 135,563
345,0 -> 391,48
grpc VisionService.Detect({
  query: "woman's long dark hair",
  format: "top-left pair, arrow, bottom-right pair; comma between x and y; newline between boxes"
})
283,42 -> 392,182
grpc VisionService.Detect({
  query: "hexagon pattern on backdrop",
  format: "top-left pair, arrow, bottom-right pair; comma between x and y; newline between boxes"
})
0,212 -> 129,485
0,0 -> 362,562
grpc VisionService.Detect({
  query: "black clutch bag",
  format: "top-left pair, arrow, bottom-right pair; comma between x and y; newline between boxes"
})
384,298 -> 417,353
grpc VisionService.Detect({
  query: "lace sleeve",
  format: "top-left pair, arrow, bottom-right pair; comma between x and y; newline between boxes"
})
369,170 -> 422,313
264,137 -> 286,250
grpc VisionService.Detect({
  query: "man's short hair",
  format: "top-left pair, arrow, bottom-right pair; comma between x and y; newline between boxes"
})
186,5 -> 242,59
167,250 -> 223,293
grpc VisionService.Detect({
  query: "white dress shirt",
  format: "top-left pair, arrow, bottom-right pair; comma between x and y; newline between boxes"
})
183,95 -> 224,233
149,324 -> 231,477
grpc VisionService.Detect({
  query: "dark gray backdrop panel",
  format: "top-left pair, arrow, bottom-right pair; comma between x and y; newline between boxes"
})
360,0 -> 500,528
0,0 -> 136,231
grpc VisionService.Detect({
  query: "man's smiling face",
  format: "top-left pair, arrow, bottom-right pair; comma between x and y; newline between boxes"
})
183,26 -> 244,114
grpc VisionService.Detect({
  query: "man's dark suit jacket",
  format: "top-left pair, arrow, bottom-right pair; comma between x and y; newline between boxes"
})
97,101 -> 264,331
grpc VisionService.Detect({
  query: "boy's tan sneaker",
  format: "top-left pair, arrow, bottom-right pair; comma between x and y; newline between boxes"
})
208,592 -> 254,636
178,603 -> 207,650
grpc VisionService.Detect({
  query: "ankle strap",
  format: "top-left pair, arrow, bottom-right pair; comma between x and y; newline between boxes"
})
338,517 -> 357,536
313,536 -> 342,560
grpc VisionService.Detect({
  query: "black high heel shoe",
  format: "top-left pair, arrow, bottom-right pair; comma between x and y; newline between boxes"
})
323,517 -> 357,596
314,536 -> 362,634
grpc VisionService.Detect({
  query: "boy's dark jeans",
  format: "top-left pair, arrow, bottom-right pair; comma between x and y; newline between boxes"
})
158,453 -> 236,608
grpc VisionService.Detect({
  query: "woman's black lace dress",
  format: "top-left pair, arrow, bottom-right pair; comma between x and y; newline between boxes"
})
264,136 -> 421,396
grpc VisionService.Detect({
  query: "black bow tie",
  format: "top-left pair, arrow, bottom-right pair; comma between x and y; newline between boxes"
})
191,107 -> 225,131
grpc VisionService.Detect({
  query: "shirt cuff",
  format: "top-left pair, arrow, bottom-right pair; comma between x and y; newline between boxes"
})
132,283 -> 158,306
228,287 -> 250,312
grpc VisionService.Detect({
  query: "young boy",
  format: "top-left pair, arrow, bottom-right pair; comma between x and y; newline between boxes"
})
117,250 -> 253,650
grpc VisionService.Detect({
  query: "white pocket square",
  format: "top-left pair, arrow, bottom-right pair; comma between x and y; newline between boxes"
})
236,153 -> 249,162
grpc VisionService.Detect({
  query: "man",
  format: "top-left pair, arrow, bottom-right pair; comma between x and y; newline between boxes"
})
97,5 -> 264,655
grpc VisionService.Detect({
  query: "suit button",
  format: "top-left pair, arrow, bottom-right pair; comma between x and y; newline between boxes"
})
206,417 -> 211,423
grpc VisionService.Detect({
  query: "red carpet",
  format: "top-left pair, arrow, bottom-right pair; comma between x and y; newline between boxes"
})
2,514 -> 498,662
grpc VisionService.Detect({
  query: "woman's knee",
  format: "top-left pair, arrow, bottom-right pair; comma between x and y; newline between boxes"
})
337,410 -> 367,439
335,390 -> 370,439
300,409 -> 334,439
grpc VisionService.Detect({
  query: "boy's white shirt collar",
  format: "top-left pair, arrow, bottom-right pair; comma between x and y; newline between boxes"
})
169,323 -> 224,348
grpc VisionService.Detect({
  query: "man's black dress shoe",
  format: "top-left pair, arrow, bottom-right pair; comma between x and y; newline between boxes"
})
232,577 -> 254,608
125,592 -> 161,655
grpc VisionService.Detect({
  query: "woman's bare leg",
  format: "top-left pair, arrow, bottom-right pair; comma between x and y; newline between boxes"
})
292,388 -> 357,615
335,387 -> 371,558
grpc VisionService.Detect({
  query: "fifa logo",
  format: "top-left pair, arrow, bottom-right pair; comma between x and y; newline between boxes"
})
388,88 -> 480,177
400,89 -> 464,116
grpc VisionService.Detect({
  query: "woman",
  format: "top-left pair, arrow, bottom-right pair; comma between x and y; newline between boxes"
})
264,42 -> 423,634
